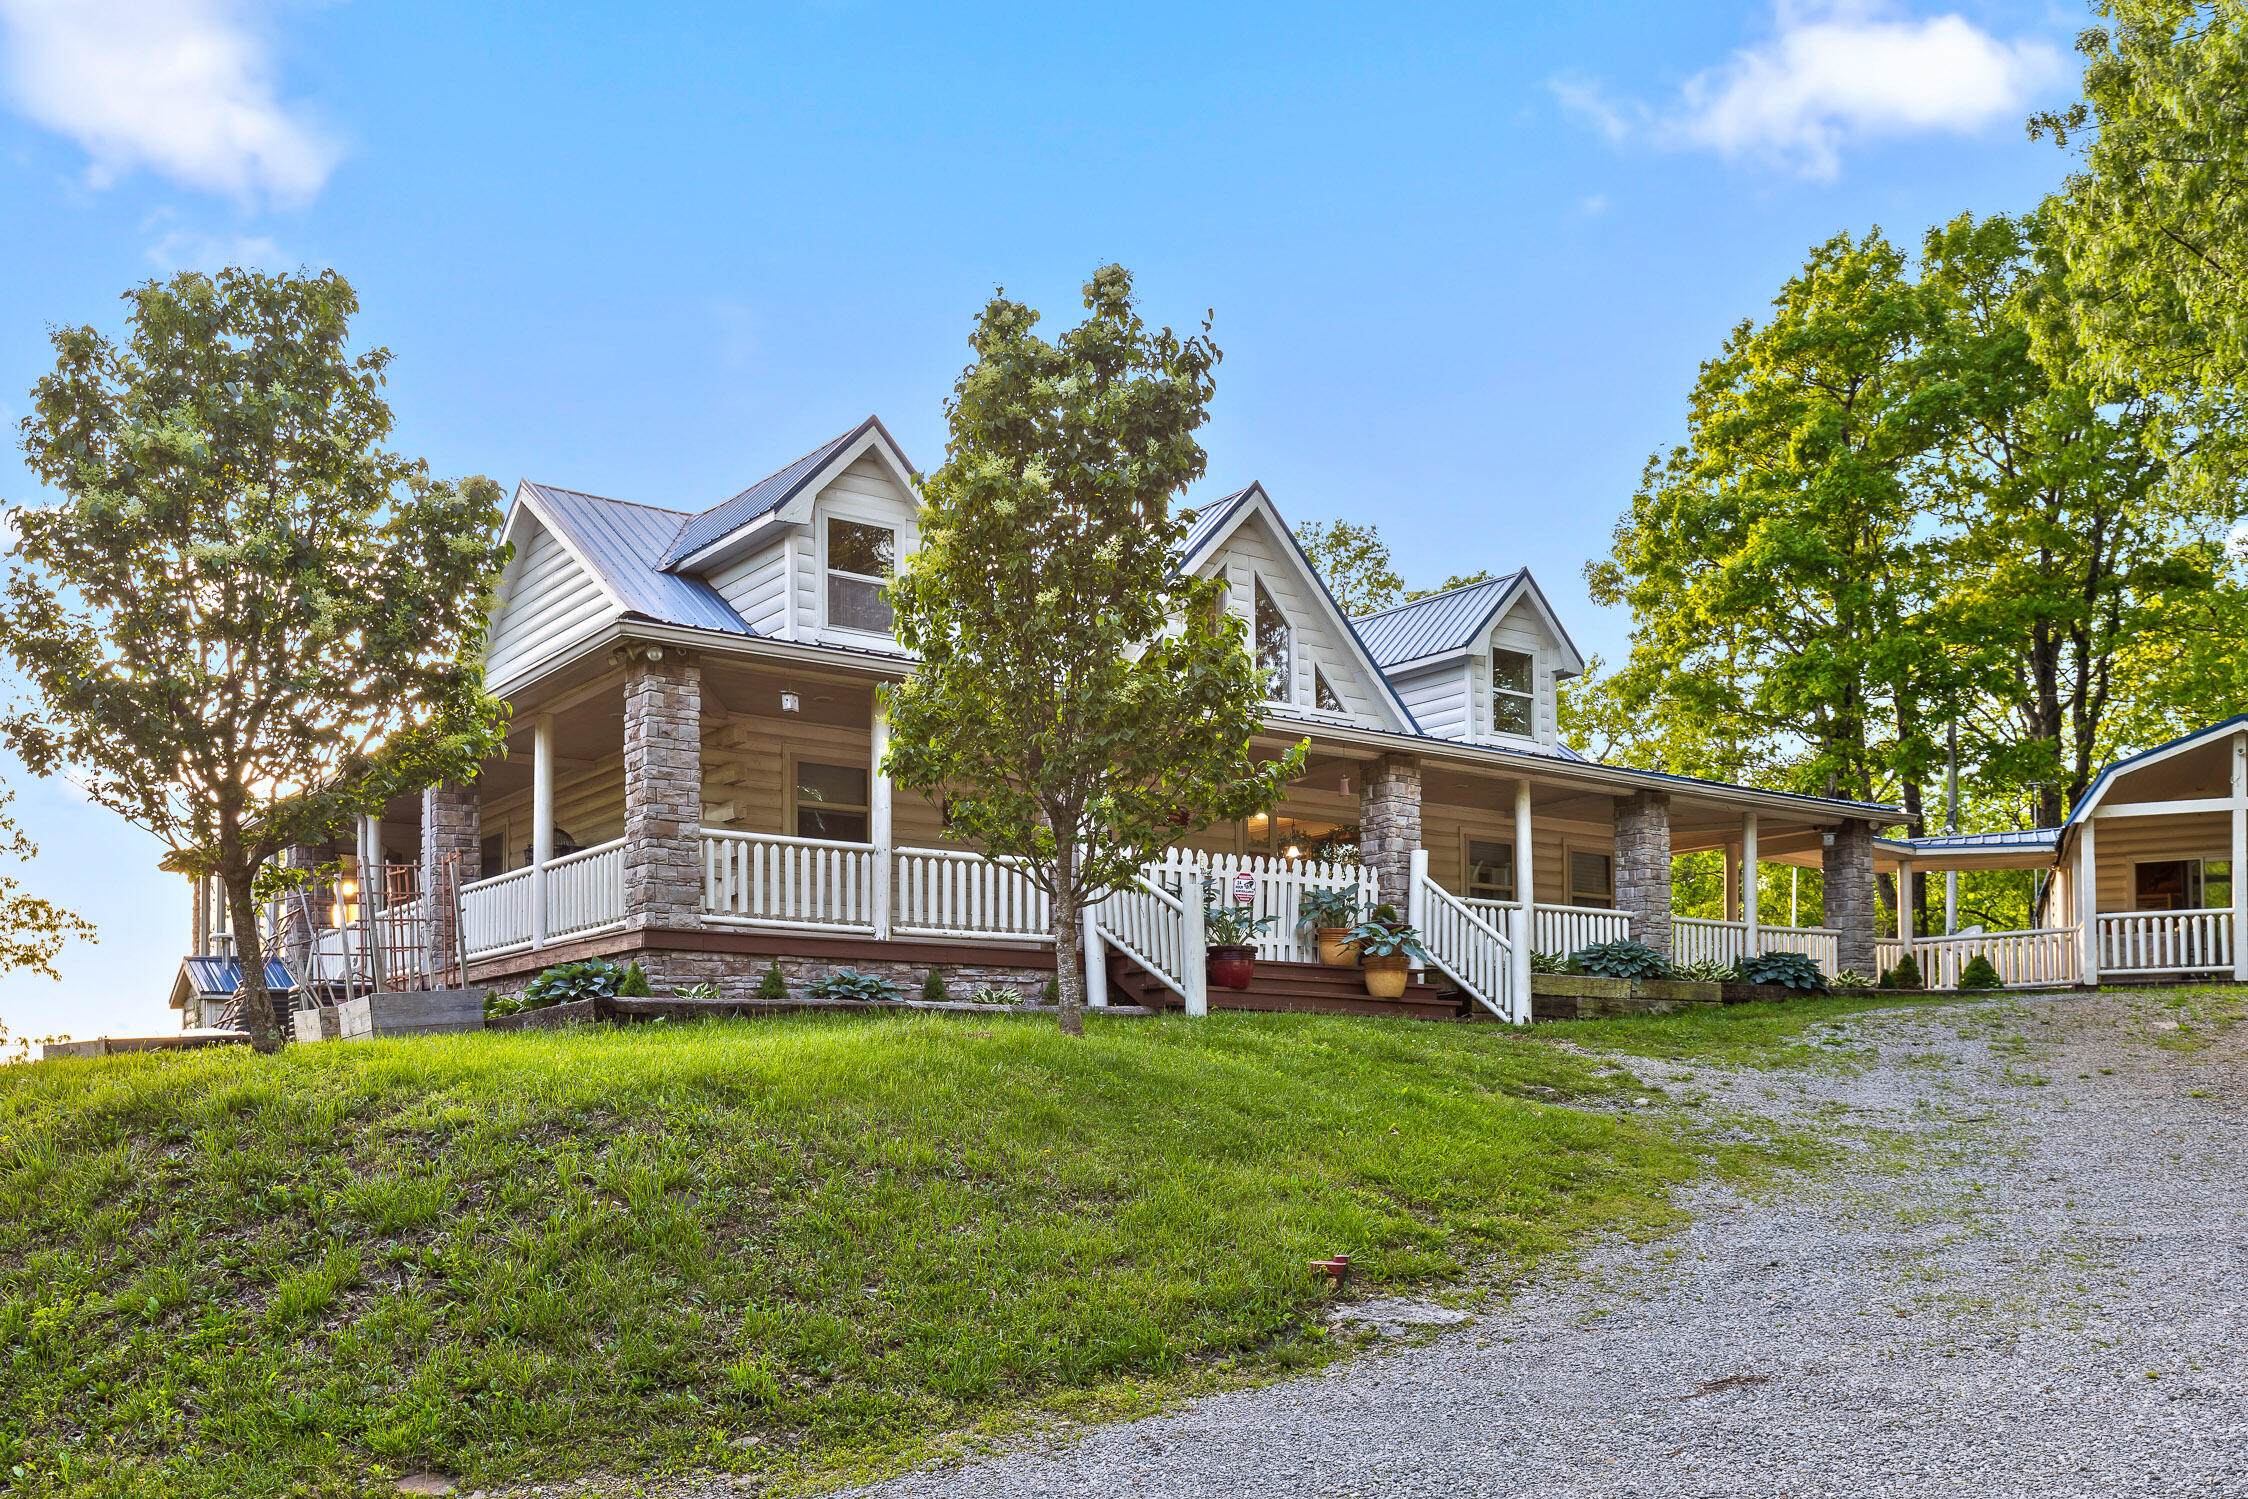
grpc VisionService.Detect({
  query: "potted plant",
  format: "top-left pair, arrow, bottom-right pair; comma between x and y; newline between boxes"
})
1297,883 -> 1364,967
1203,902 -> 1278,989
1341,906 -> 1431,999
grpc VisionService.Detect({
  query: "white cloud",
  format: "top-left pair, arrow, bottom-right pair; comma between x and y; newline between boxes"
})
0,0 -> 337,205
143,225 -> 286,271
1555,1 -> 2064,178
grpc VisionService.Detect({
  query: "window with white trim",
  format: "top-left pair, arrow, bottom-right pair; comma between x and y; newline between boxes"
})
1314,668 -> 1343,713
1255,579 -> 1292,702
825,517 -> 895,634
1467,839 -> 1515,903
794,761 -> 870,842
1568,848 -> 1614,909
1491,648 -> 1535,737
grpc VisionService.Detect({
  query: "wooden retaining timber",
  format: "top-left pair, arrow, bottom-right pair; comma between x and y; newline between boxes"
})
1105,952 -> 1471,1023
465,925 -> 1059,989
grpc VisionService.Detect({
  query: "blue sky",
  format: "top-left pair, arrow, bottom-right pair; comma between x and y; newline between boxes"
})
0,0 -> 2086,1042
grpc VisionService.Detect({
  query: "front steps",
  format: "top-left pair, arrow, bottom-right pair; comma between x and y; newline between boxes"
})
1106,952 -> 1471,1022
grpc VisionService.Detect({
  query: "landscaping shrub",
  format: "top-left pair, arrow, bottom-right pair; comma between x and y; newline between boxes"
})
617,961 -> 653,997
1569,939 -> 1670,982
807,969 -> 900,1003
921,968 -> 948,1003
968,984 -> 1019,1005
523,959 -> 625,1008
1956,954 -> 2004,989
1528,950 -> 1570,974
1665,958 -> 1736,983
675,981 -> 724,1000
1829,968 -> 1873,990
1043,976 -> 1060,1004
1880,953 -> 1924,990
755,962 -> 788,1000
1735,950 -> 1827,992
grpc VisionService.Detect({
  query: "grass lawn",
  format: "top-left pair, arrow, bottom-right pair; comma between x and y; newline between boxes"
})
1,1006 -> 1863,1498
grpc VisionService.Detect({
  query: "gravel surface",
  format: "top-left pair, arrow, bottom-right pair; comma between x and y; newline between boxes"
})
838,990 -> 2248,1498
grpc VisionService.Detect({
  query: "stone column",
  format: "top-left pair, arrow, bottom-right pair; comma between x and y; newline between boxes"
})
1822,817 -> 1877,977
1613,791 -> 1673,958
622,646 -> 705,931
1358,753 -> 1422,912
421,780 -> 480,980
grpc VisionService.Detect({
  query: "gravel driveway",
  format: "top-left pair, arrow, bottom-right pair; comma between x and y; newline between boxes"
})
845,990 -> 2248,1498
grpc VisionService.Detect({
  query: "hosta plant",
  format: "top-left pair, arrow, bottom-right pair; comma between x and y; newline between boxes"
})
1568,939 -> 1669,982
523,959 -> 625,1008
1297,884 -> 1362,931
1665,958 -> 1737,983
1528,950 -> 1570,974
1341,918 -> 1429,961
808,970 -> 900,1003
1829,968 -> 1873,991
1736,950 -> 1827,992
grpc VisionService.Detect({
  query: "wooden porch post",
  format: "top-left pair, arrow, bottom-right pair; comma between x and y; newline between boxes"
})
870,698 -> 893,941
361,814 -> 387,993
1513,779 -> 1534,1017
2078,818 -> 2099,986
1897,857 -> 1914,948
2232,732 -> 2245,983
1741,811 -> 1760,955
1721,844 -> 1738,922
531,712 -> 554,949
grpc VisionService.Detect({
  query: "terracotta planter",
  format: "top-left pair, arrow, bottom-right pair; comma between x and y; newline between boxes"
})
1207,944 -> 1258,990
1361,952 -> 1411,999
1316,927 -> 1357,967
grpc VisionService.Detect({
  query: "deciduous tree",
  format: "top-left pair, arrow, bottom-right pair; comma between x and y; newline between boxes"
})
1293,520 -> 1403,616
885,266 -> 1300,1036
1,269 -> 507,1050
0,789 -> 92,981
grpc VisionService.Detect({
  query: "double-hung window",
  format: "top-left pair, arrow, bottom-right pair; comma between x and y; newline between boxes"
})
1491,648 -> 1535,737
1569,849 -> 1615,909
826,518 -> 895,634
1467,840 -> 1516,903
1255,580 -> 1292,702
795,762 -> 870,842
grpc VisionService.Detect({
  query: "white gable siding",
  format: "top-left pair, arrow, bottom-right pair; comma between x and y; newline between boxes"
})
706,543 -> 790,637
1393,661 -> 1470,741
485,517 -> 614,686
1200,512 -> 1388,725
810,451 -> 920,644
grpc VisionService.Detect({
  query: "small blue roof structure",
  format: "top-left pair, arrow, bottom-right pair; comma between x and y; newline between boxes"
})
1351,571 -> 1586,676
660,415 -> 910,570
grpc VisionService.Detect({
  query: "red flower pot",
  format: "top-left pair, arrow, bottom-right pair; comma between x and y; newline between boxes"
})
1207,944 -> 1258,990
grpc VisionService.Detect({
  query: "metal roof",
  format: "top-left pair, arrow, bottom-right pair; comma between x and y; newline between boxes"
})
1351,573 -> 1525,667
180,956 -> 296,996
1178,485 -> 1256,566
2060,712 -> 2248,832
1891,829 -> 2059,852
659,416 -> 900,569
523,483 -> 754,637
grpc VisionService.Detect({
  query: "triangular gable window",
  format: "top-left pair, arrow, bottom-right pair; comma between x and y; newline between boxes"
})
1315,669 -> 1343,713
1255,579 -> 1292,702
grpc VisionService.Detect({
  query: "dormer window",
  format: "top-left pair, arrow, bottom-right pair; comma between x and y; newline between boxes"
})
826,518 -> 895,634
1491,648 -> 1534,737
1255,579 -> 1292,702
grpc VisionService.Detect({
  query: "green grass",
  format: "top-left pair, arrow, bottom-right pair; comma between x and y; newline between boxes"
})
1528,991 -> 1973,1070
0,1010 -> 1813,1498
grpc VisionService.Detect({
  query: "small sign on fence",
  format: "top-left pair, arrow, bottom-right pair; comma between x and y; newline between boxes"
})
1231,871 -> 1257,907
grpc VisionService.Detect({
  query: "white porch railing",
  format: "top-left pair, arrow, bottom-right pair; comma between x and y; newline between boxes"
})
1088,878 -> 1203,1012
1411,857 -> 1515,1021
2096,908 -> 2233,975
703,830 -> 876,933
461,864 -> 535,959
1143,848 -> 1377,963
1879,927 -> 2079,987
894,846 -> 1050,941
546,839 -> 626,942
1675,916 -> 1842,976
1466,900 -> 1631,956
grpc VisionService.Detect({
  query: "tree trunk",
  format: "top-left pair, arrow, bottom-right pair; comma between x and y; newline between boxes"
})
1049,837 -> 1086,1036
226,874 -> 283,1052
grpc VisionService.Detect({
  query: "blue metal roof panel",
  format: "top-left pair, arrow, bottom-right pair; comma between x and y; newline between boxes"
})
524,483 -> 753,636
1897,829 -> 2059,852
2061,713 -> 2248,831
659,417 -> 890,569
1178,486 -> 1255,566
182,957 -> 295,995
1351,573 -> 1524,667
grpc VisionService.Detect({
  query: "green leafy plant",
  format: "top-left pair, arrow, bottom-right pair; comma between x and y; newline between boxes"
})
806,970 -> 900,1003
483,991 -> 529,1018
1528,950 -> 1570,974
1204,902 -> 1280,946
616,961 -> 653,998
1042,976 -> 1060,1005
1665,958 -> 1737,983
1296,884 -> 1362,931
968,985 -> 1020,1006
1341,918 -> 1429,962
920,969 -> 949,1003
754,962 -> 787,1000
1569,939 -> 1669,982
1369,902 -> 1402,925
1881,953 -> 1924,991
1829,968 -> 1873,991
1956,954 -> 2004,990
674,982 -> 723,1001
1736,950 -> 1827,992
523,960 -> 624,1008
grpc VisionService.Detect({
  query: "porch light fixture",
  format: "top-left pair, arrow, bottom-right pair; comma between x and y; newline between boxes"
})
1822,831 -> 1835,846
780,690 -> 801,714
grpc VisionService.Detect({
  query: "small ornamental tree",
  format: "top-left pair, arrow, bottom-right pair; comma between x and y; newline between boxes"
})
885,265 -> 1302,1036
0,789 -> 93,980
0,269 -> 507,1051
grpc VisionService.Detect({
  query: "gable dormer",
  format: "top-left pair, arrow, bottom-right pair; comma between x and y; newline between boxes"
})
1177,484 -> 1419,736
1353,572 -> 1585,751
668,416 -> 921,648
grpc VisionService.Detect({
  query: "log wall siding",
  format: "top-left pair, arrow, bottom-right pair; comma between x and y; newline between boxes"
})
486,520 -> 615,685
2089,811 -> 2233,913
1199,511 -> 1387,724
1254,784 -> 1609,911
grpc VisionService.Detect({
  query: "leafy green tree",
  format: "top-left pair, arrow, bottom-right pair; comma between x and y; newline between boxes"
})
0,789 -> 93,980
1,269 -> 507,1050
885,265 -> 1300,1036
1586,229 -> 1955,815
1918,210 -> 2209,827
1294,520 -> 1403,615
2033,2 -> 2248,438
1405,570 -> 1496,602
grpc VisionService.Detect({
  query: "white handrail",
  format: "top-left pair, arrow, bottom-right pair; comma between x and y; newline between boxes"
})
461,863 -> 536,958
2096,908 -> 2232,975
894,845 -> 1051,941
545,838 -> 626,941
1090,876 -> 1205,1013
1675,916 -> 1841,976
1879,926 -> 2080,987
1413,865 -> 1514,1021
1464,899 -> 1631,957
703,829 -> 876,933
